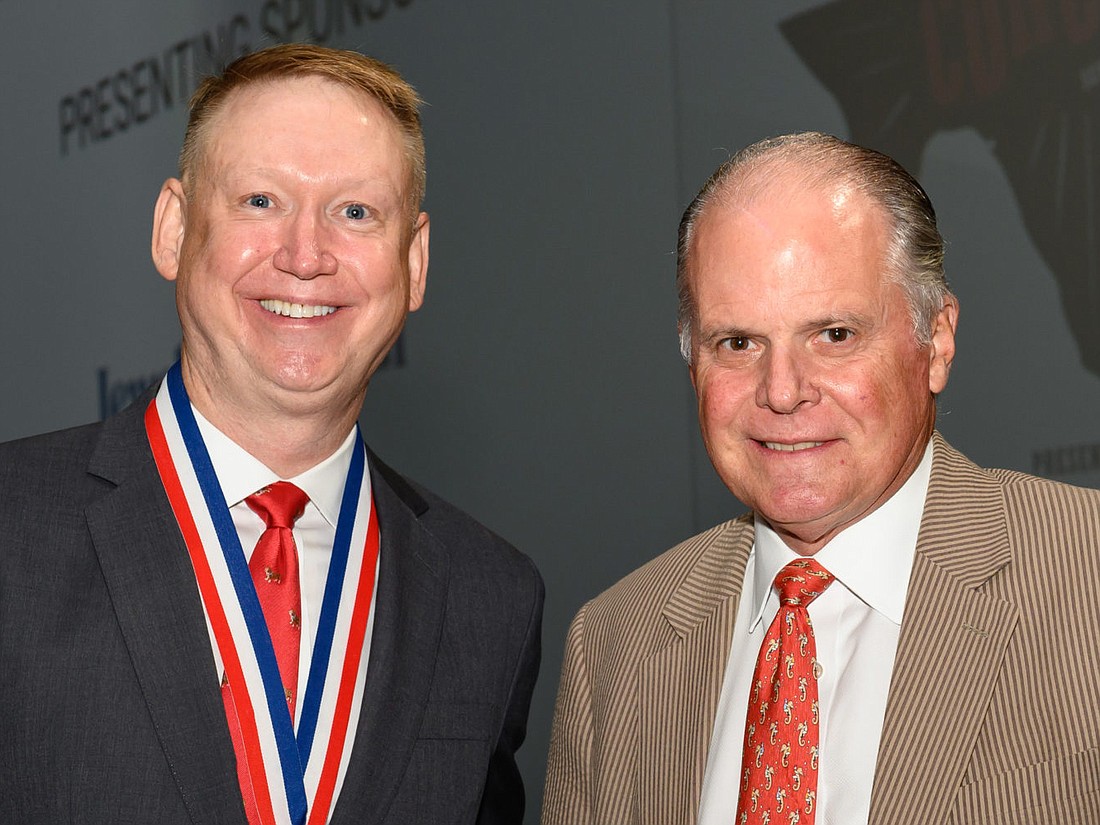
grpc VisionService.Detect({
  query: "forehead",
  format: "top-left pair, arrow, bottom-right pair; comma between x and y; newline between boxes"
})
195,76 -> 409,186
690,177 -> 893,304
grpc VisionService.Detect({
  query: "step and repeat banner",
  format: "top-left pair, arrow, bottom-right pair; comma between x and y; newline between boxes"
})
3,0 -> 1098,816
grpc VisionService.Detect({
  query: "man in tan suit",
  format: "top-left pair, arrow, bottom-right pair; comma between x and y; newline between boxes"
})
542,133 -> 1100,824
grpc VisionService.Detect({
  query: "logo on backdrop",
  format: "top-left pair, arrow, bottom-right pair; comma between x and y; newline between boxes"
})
1033,442 -> 1100,478
782,0 -> 1100,377
97,334 -> 407,420
59,0 -> 417,156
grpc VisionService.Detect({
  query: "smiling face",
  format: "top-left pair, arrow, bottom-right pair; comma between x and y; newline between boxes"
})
152,75 -> 428,433
686,174 -> 957,554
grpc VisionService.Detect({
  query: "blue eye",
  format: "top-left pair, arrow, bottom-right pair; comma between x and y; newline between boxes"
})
247,194 -> 271,208
344,204 -> 367,220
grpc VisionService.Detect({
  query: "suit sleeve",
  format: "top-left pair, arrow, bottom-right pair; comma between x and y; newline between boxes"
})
475,558 -> 545,825
540,604 -> 594,825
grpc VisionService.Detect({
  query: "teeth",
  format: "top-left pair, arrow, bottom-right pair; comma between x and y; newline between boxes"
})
259,299 -> 336,318
763,441 -> 823,452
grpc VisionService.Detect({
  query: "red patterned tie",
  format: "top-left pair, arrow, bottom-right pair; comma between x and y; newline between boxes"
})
222,481 -> 309,824
244,481 -> 309,716
736,558 -> 834,825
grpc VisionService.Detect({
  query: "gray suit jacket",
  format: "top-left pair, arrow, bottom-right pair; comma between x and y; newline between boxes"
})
542,433 -> 1100,824
0,388 -> 543,824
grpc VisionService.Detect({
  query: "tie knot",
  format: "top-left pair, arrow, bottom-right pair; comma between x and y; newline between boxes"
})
245,481 -> 309,529
774,558 -> 833,607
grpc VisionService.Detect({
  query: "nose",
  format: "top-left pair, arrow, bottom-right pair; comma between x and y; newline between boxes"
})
272,209 -> 338,279
756,345 -> 818,413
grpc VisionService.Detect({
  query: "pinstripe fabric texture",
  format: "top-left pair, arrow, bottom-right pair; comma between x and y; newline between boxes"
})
542,433 -> 1100,824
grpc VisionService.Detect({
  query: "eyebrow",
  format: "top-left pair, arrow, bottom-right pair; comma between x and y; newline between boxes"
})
700,311 -> 874,332
798,312 -> 875,332
696,324 -> 754,343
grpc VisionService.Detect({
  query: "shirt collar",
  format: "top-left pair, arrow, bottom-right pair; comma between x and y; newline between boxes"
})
748,440 -> 934,630
192,405 -> 358,529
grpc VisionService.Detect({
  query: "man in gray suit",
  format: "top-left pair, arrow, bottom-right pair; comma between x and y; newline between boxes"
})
542,132 -> 1100,824
0,43 -> 542,824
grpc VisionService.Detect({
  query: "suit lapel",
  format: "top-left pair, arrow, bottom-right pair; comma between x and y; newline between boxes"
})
329,455 -> 448,825
868,434 -> 1019,825
636,520 -> 754,825
86,393 -> 247,824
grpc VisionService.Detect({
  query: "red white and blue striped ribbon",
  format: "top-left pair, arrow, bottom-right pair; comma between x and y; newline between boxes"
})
146,363 -> 379,825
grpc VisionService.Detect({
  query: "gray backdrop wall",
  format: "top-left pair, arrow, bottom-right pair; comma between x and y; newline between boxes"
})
4,1 -> 1099,819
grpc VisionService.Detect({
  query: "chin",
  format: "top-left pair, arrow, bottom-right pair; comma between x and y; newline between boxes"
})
751,488 -> 841,528
258,365 -> 340,399
264,348 -> 332,380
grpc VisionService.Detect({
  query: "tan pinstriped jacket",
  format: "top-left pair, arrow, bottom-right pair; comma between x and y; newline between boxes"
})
542,434 -> 1100,824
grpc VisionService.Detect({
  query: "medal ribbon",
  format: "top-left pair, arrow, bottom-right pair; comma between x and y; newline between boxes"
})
146,363 -> 380,825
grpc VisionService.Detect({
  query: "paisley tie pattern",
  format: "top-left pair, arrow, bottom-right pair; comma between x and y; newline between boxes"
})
736,558 -> 834,825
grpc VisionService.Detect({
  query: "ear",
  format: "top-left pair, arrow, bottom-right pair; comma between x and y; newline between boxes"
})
927,294 -> 959,394
152,178 -> 187,282
406,211 -> 430,312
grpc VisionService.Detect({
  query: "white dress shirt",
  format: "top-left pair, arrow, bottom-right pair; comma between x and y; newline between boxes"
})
193,406 -> 368,728
698,443 -> 933,825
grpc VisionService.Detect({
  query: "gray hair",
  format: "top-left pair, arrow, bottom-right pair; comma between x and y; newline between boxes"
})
676,132 -> 952,362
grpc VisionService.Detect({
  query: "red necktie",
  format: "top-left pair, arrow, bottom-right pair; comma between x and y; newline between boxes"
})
244,481 -> 309,716
736,558 -> 834,825
222,481 -> 309,825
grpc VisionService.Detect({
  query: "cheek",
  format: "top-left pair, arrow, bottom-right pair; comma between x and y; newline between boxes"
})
876,359 -> 932,414
697,370 -> 754,430
355,240 -> 409,287
827,360 -> 930,436
192,222 -> 277,273
223,228 -> 276,270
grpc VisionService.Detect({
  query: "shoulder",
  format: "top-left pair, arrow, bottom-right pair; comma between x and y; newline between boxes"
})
570,515 -> 753,648
0,421 -> 107,506
0,422 -> 118,584
590,516 -> 751,613
991,464 -> 1100,502
928,436 -> 1100,587
0,420 -> 102,466
0,384 -> 155,501
933,433 -> 1100,531
368,450 -> 542,595
988,466 -> 1100,546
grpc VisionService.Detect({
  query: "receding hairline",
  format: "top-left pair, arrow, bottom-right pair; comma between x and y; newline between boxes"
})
177,44 -> 426,217
684,158 -> 894,281
701,151 -> 889,224
186,76 -> 405,172
676,133 -> 951,362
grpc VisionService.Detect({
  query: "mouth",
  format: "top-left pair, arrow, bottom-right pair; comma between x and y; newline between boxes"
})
259,299 -> 337,319
760,440 -> 825,452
